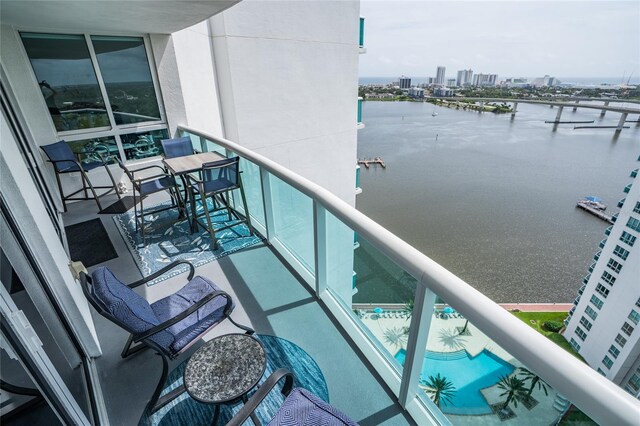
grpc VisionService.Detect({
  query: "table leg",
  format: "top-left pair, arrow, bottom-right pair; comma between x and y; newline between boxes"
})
210,404 -> 220,426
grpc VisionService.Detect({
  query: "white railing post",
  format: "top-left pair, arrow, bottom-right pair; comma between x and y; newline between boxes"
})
313,201 -> 328,295
399,278 -> 437,406
199,136 -> 208,152
259,167 -> 275,243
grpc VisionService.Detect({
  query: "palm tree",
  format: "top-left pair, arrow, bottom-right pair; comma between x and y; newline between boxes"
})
497,375 -> 528,410
422,373 -> 456,408
518,367 -> 549,397
403,299 -> 414,321
383,327 -> 408,348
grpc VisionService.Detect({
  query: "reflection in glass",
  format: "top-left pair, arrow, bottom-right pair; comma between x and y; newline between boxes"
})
67,137 -> 118,164
91,36 -> 161,125
121,129 -> 169,161
21,33 -> 110,132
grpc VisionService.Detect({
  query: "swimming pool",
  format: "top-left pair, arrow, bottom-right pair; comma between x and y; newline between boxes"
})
395,349 -> 515,415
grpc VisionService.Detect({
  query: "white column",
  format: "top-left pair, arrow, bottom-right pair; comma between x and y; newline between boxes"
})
511,102 -> 518,118
615,113 -> 628,133
600,101 -> 610,117
573,100 -> 579,112
555,106 -> 564,122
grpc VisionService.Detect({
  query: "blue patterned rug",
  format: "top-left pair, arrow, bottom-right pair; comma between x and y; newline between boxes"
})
113,200 -> 262,285
138,335 -> 329,426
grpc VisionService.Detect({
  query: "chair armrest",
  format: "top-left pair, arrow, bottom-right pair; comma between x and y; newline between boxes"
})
132,289 -> 233,342
227,369 -> 294,426
129,164 -> 168,175
184,173 -> 202,185
132,173 -> 172,185
127,260 -> 195,288
47,157 -> 86,171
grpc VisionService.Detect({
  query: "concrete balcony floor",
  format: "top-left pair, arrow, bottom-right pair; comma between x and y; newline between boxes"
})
62,193 -> 414,426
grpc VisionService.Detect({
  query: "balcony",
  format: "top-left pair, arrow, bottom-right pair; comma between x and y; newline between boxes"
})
624,183 -> 632,193
357,97 -> 364,129
618,198 -> 626,208
612,212 -> 619,223
599,238 -> 607,249
355,164 -> 362,195
604,226 -> 612,236
631,168 -> 638,178
21,127 -> 636,425
583,274 -> 591,285
593,250 -> 601,261
359,16 -> 366,53
588,262 -> 596,273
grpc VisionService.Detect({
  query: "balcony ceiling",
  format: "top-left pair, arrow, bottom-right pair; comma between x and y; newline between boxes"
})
1,1 -> 240,34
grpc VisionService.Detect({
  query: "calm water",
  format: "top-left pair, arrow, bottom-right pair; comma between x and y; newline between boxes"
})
356,101 -> 639,302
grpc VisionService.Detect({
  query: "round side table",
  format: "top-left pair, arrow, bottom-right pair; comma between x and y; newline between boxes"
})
184,333 -> 266,425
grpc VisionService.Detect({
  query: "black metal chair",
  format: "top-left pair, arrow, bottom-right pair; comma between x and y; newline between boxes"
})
79,261 -> 253,414
228,369 -> 359,426
186,157 -> 253,249
116,158 -> 184,244
40,141 -> 120,212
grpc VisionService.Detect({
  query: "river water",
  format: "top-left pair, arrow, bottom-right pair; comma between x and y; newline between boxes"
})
355,101 -> 639,303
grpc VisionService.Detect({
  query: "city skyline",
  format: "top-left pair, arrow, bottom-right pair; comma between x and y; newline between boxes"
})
359,1 -> 640,81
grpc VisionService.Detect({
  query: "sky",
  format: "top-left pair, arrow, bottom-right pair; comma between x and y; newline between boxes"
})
359,1 -> 640,80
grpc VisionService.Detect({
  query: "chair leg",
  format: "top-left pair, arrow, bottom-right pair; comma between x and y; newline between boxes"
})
103,163 -> 122,200
80,169 -> 103,211
139,195 -> 145,245
238,182 -> 253,235
54,172 -> 67,213
121,334 -> 148,358
190,190 -> 198,234
201,192 -> 219,250
146,353 -> 169,414
228,316 -> 255,335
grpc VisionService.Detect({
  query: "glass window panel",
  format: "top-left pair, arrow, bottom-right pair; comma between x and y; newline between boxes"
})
120,128 -> 168,161
269,174 -> 315,273
91,36 -> 161,125
67,136 -> 118,164
21,32 -> 110,132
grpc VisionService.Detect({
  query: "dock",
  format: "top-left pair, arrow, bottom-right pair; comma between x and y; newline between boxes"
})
358,157 -> 386,169
544,120 -> 595,124
576,202 -> 613,224
574,125 -> 631,130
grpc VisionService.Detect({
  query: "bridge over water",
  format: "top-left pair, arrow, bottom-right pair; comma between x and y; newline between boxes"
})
434,97 -> 640,133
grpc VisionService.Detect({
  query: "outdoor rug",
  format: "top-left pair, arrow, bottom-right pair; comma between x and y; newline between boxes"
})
113,200 -> 262,285
65,218 -> 118,267
99,195 -> 146,214
138,335 -> 329,426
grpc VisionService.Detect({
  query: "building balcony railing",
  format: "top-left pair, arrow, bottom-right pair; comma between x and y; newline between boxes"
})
593,250 -> 601,261
357,97 -> 363,127
618,198 -> 626,208
588,262 -> 596,273
604,225 -> 613,236
624,183 -> 632,194
355,164 -> 362,195
583,274 -> 591,285
631,168 -> 638,179
612,212 -> 619,223
177,125 -> 638,426
359,17 -> 365,48
599,239 -> 607,249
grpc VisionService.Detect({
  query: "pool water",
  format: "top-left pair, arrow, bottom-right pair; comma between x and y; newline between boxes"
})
395,349 -> 515,415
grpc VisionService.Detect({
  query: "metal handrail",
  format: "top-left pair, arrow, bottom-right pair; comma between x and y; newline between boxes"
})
177,125 -> 640,424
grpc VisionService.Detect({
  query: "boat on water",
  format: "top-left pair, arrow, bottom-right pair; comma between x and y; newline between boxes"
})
578,196 -> 607,211
431,110 -> 438,117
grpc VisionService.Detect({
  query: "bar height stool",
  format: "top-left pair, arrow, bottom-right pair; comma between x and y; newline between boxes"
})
186,157 -> 253,250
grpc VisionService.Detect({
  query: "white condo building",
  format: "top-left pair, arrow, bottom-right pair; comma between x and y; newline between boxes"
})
435,66 -> 446,85
564,157 -> 640,398
0,1 -> 637,425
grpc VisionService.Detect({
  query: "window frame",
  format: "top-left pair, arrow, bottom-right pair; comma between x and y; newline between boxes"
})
18,29 -> 167,164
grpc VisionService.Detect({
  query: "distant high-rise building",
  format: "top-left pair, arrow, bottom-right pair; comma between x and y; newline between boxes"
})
427,77 -> 436,85
435,66 -> 446,85
564,156 -> 640,398
472,73 -> 498,87
408,87 -> 424,98
456,69 -> 473,86
447,78 -> 456,87
399,75 -> 411,89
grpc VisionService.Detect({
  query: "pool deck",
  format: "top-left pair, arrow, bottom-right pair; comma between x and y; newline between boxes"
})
361,314 -> 566,425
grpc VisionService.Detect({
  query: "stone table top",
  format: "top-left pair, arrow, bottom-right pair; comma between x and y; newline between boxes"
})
184,333 -> 266,404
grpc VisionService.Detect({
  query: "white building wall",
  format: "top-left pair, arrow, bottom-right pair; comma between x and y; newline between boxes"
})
209,0 -> 360,205
565,163 -> 640,386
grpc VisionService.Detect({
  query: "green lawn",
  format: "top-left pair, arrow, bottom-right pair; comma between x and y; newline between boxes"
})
511,311 -> 585,362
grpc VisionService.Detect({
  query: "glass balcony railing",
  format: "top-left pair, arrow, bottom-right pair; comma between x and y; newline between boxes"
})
599,238 -> 607,248
583,274 -> 591,285
624,183 -> 632,193
355,164 -> 361,190
588,262 -> 596,273
612,212 -> 619,222
177,125 -> 637,426
357,97 -> 363,125
359,17 -> 365,48
604,226 -> 612,236
631,168 -> 638,178
593,250 -> 601,261
618,198 -> 626,208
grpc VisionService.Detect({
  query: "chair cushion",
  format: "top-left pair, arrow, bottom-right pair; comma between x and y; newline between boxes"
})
268,388 -> 358,426
150,276 -> 232,355
139,176 -> 176,195
91,267 -> 173,350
